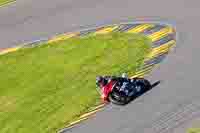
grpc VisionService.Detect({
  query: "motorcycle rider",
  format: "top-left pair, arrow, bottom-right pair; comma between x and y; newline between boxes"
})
96,73 -> 133,96
96,73 -> 126,87
96,73 -> 151,104
96,76 -> 108,88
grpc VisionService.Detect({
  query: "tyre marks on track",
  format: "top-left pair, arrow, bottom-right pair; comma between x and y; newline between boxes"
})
138,98 -> 200,133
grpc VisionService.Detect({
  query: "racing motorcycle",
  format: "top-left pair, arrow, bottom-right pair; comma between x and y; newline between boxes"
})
96,73 -> 151,105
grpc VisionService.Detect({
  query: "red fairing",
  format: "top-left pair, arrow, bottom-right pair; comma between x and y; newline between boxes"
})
100,80 -> 116,101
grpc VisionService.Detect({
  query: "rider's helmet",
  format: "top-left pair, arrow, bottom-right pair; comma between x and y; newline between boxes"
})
96,76 -> 107,87
96,76 -> 103,87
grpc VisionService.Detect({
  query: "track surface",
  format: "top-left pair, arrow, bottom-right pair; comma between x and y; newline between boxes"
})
0,0 -> 200,133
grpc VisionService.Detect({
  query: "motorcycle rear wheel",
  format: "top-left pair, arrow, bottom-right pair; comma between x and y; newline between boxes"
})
134,78 -> 151,94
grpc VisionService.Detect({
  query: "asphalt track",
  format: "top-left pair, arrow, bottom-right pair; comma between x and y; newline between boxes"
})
0,0 -> 200,133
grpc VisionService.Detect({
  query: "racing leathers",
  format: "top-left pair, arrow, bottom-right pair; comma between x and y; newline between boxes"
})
98,76 -> 136,96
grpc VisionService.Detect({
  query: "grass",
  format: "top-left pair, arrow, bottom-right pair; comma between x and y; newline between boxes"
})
0,0 -> 15,7
188,128 -> 200,133
0,32 -> 151,133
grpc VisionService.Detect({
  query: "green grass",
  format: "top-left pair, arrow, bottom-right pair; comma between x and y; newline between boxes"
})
188,128 -> 200,133
0,32 -> 151,133
0,0 -> 15,7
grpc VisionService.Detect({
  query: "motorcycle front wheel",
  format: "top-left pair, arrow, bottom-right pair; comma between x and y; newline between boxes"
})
108,91 -> 131,105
